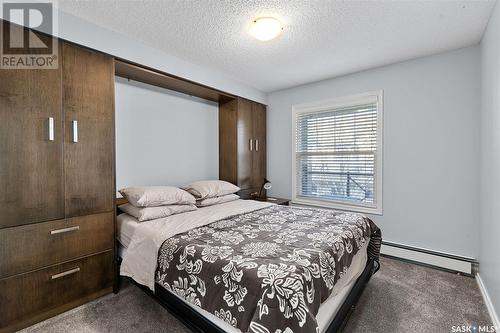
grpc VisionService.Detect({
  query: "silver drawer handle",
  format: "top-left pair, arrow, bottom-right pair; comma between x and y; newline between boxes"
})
255,139 -> 259,152
48,117 -> 55,141
51,267 -> 80,280
50,226 -> 79,235
249,139 -> 253,151
72,120 -> 78,143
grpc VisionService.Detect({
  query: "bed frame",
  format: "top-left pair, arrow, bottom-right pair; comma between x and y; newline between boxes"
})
129,258 -> 379,333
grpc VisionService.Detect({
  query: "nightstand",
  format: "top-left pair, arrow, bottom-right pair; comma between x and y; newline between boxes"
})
253,197 -> 290,206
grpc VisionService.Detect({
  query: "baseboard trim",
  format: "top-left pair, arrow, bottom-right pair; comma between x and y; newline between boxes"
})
476,274 -> 500,329
380,241 -> 477,276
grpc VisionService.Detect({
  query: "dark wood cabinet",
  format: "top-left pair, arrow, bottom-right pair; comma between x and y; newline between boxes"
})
251,102 -> 266,188
0,39 -> 115,332
0,47 -> 65,228
0,212 -> 114,279
0,251 -> 113,332
63,43 -> 115,218
219,98 -> 238,185
219,98 -> 266,197
236,98 -> 254,189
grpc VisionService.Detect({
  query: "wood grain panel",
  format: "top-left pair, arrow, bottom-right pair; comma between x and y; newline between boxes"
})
219,98 -> 238,184
252,103 -> 267,190
115,197 -> 128,216
218,98 -> 267,194
115,197 -> 128,206
0,251 -> 113,332
115,60 -> 235,103
63,43 -> 115,217
236,98 -> 254,189
0,42 -> 63,228
0,212 -> 113,279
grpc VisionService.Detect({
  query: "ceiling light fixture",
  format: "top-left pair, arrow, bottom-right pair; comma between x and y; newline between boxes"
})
249,17 -> 283,41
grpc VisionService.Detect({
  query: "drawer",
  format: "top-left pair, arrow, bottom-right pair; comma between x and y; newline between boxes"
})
0,251 -> 113,331
0,212 -> 113,279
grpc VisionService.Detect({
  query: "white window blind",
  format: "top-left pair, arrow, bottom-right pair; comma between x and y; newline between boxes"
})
292,92 -> 383,214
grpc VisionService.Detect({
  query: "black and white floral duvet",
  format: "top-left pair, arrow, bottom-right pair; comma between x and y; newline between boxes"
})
155,204 -> 381,333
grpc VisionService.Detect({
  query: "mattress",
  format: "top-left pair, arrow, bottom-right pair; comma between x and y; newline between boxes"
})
117,215 -> 368,333
155,204 -> 378,332
117,213 -> 140,248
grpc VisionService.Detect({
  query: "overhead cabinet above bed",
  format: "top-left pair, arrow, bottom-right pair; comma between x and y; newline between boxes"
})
219,98 -> 267,197
114,57 -> 268,199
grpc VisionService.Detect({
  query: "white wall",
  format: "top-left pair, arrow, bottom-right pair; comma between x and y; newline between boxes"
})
115,77 -> 218,192
0,10 -> 267,104
479,1 -> 500,322
267,46 -> 481,258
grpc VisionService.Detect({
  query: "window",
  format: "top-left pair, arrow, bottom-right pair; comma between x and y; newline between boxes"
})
292,91 -> 383,214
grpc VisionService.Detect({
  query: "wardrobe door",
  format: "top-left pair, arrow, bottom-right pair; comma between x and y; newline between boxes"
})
219,99 -> 238,184
252,103 -> 267,189
0,50 -> 64,228
62,43 -> 115,217
236,98 -> 254,189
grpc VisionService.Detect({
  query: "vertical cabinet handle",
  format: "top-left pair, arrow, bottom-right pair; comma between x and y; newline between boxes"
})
48,117 -> 55,141
255,139 -> 259,152
249,139 -> 253,151
72,120 -> 78,143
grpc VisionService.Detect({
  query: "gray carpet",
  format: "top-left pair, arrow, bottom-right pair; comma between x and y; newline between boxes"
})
343,258 -> 492,332
19,257 -> 492,333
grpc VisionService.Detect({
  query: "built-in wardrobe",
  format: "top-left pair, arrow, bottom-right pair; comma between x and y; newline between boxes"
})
0,21 -> 266,333
0,39 -> 115,331
219,98 -> 267,197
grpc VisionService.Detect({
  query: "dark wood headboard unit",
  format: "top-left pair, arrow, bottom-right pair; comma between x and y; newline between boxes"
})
114,59 -> 235,103
114,59 -> 267,200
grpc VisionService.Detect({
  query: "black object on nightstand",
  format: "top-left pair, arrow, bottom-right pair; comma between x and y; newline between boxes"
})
253,197 -> 290,206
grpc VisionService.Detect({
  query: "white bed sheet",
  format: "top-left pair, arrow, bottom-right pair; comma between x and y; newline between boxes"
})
117,214 -> 139,248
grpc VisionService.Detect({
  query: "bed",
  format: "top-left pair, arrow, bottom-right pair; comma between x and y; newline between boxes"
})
117,199 -> 381,333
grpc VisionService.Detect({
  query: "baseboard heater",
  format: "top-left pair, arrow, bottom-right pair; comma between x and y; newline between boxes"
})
380,241 -> 478,276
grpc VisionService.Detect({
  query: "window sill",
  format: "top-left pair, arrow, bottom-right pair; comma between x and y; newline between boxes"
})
291,197 -> 382,215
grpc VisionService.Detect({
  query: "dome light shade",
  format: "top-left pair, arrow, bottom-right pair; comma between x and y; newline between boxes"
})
249,17 -> 283,41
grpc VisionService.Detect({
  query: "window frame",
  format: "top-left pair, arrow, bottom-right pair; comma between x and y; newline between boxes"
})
291,90 -> 384,215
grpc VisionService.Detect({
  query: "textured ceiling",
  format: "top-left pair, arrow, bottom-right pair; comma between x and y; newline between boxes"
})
58,0 -> 496,92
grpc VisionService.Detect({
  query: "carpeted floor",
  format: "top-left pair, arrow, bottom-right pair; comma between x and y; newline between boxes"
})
343,258 -> 492,332
19,257 -> 492,333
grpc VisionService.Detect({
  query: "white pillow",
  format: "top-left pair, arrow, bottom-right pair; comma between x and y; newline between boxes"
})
196,194 -> 240,207
119,203 -> 197,222
119,186 -> 196,207
184,180 -> 240,199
